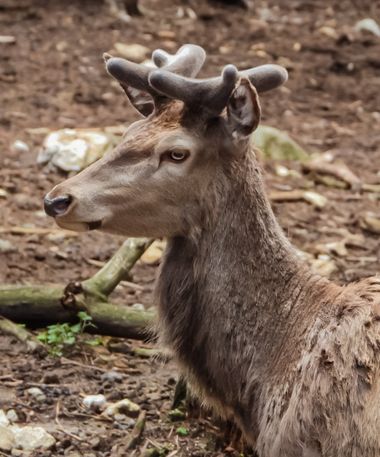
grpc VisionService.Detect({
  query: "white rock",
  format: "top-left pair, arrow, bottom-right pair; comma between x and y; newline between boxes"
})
0,410 -> 10,427
131,303 -> 145,311
10,426 -> 55,451
0,239 -> 17,254
82,394 -> 107,411
113,43 -> 150,62
355,18 -> 380,37
26,387 -> 46,402
11,140 -> 29,153
101,371 -> 124,383
6,409 -> 19,423
0,35 -> 16,44
37,128 -> 111,172
0,425 -> 15,451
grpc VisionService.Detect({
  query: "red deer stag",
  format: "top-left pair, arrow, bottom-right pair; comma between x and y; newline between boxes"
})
44,44 -> 380,457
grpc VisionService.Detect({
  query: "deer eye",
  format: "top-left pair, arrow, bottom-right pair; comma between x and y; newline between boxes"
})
167,150 -> 189,162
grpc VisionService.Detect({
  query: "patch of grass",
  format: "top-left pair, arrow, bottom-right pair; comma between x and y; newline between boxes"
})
37,311 -> 95,356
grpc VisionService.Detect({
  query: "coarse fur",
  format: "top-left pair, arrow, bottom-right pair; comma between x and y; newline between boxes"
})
155,144 -> 380,456
45,49 -> 380,456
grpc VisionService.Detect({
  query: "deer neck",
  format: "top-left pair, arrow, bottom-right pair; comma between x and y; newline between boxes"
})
156,147 -> 329,386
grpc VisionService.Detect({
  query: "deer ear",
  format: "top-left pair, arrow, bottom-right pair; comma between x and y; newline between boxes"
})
120,84 -> 155,117
226,78 -> 261,139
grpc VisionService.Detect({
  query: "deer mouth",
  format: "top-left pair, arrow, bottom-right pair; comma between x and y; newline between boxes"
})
54,217 -> 103,232
87,220 -> 102,230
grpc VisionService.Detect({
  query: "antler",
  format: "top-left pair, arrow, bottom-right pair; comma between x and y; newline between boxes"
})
105,43 -> 288,116
149,65 -> 239,115
105,44 -> 206,96
149,64 -> 288,115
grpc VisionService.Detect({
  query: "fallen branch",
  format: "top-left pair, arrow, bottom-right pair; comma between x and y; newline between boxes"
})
127,410 -> 146,450
302,159 -> 361,190
0,315 -> 46,354
0,238 -> 156,340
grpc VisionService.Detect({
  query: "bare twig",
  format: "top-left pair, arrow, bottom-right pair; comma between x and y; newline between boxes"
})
0,315 -> 45,354
126,410 -> 146,450
83,237 -> 153,297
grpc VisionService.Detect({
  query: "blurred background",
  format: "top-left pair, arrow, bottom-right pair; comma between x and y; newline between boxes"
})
0,1 -> 380,455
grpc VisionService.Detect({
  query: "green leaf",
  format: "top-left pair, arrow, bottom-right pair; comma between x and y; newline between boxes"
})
176,427 -> 189,437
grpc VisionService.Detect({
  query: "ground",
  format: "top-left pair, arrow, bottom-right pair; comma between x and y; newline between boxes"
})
0,0 -> 379,455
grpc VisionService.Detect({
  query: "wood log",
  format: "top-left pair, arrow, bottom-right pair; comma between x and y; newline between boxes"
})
0,284 -> 155,339
0,238 -> 156,340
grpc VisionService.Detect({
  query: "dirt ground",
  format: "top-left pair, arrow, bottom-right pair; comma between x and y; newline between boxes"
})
0,0 -> 380,455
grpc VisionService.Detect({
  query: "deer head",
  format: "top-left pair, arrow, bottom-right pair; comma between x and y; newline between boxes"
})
44,44 -> 287,237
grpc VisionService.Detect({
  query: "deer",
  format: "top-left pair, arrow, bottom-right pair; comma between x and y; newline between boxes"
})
44,44 -> 380,457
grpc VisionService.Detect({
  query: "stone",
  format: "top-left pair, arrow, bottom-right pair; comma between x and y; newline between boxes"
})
0,426 -> 15,451
168,408 -> 186,421
131,303 -> 145,311
0,410 -> 10,427
38,128 -> 113,172
11,140 -> 29,153
355,18 -> 380,37
100,371 -> 124,383
0,35 -> 16,44
26,387 -> 46,402
6,409 -> 18,423
113,43 -> 150,62
251,125 -> 308,161
0,239 -> 17,254
104,398 -> 140,418
10,425 -> 55,451
82,394 -> 107,412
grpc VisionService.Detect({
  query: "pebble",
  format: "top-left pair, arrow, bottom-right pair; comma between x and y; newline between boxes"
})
11,140 -> 29,154
10,425 -> 56,451
0,410 -> 10,427
0,35 -> 16,44
113,43 -> 150,62
6,410 -> 18,423
101,371 -> 124,383
104,398 -> 140,418
26,387 -> 46,402
0,239 -> 17,254
82,394 -> 107,412
355,18 -> 380,37
0,426 -> 15,452
131,303 -> 145,311
0,188 -> 8,198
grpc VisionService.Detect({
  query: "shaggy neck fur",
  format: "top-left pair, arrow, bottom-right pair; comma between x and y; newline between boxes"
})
155,145 -> 335,435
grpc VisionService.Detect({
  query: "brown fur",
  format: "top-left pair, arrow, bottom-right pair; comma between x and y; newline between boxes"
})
155,149 -> 380,456
46,85 -> 380,457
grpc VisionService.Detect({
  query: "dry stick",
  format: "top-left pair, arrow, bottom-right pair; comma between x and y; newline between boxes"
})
126,410 -> 146,450
0,237 -> 156,340
83,237 -> 153,297
0,315 -> 45,354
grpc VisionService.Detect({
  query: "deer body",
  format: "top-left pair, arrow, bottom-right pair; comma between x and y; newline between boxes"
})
156,149 -> 380,456
44,44 -> 380,456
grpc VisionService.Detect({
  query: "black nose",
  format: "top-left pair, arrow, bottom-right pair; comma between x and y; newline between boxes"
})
44,195 -> 72,217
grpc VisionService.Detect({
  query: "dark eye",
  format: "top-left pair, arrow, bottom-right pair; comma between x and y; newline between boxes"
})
168,150 -> 189,162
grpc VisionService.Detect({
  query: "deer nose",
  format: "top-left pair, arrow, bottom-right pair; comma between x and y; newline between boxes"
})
44,195 -> 72,217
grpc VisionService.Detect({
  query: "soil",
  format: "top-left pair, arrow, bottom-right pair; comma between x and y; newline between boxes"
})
0,0 -> 379,456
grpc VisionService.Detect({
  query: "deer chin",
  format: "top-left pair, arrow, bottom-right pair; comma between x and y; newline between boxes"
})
55,218 -> 102,232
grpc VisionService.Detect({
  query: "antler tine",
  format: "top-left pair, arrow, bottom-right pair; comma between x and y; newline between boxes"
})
148,63 -> 288,114
105,55 -> 154,95
149,64 -> 239,115
105,44 -> 207,96
152,44 -> 206,78
241,64 -> 288,92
